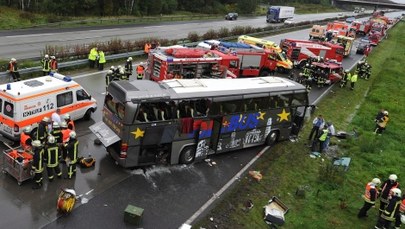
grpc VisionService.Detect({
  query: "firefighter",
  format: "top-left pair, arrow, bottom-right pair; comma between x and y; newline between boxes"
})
51,121 -> 63,146
317,70 -> 326,88
136,64 -> 145,80
144,42 -> 152,54
44,135 -> 62,181
40,54 -> 51,76
124,57 -> 133,80
350,70 -> 358,90
358,178 -> 381,218
63,114 -> 75,131
340,69 -> 351,88
118,65 -> 126,80
374,110 -> 389,135
37,117 -> 50,144
364,63 -> 372,80
50,56 -> 58,73
7,58 -> 21,82
88,47 -> 98,68
31,140 -> 45,189
20,126 -> 33,151
105,70 -> 114,90
60,121 -> 71,161
380,174 -> 400,214
65,131 -> 79,179
98,50 -> 106,71
394,194 -> 405,229
375,188 -> 402,229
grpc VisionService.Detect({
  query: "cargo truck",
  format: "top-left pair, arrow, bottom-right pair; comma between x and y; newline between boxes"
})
266,6 -> 295,23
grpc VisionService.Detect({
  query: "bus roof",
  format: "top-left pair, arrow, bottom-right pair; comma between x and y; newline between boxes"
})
109,77 -> 306,103
0,75 -> 78,99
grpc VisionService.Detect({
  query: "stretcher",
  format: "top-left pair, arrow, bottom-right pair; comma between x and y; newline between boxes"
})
2,147 -> 34,185
264,196 -> 289,228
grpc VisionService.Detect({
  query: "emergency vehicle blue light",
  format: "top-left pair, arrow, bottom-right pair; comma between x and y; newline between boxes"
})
63,76 -> 72,82
167,57 -> 173,63
7,84 -> 11,90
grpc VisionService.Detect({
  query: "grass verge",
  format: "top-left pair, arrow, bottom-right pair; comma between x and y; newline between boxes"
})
194,21 -> 405,229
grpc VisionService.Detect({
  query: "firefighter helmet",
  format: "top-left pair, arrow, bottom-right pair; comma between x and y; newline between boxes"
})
11,58 -> 16,62
110,66 -> 115,70
45,54 -> 49,58
64,114 -> 70,120
61,121 -> 68,128
69,131 -> 77,139
391,188 -> 401,197
306,64 -> 309,67
345,69 -> 349,73
24,126 -> 32,134
371,178 -> 381,185
48,135 -> 56,144
389,174 -> 397,181
32,140 -> 42,147
383,111 -> 389,115
51,56 -> 56,59
127,57 -> 133,61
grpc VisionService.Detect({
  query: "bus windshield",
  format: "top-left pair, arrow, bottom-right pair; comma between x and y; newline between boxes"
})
97,77 -> 309,168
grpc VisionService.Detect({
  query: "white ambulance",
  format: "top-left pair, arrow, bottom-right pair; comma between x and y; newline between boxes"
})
0,73 -> 97,141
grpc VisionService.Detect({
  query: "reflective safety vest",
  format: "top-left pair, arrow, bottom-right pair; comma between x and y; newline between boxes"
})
61,129 -> 71,143
32,148 -> 44,173
351,73 -> 358,82
98,51 -> 106,64
144,43 -> 151,54
67,120 -> 75,131
137,65 -> 145,74
41,59 -> 51,72
319,129 -> 329,141
381,181 -> 400,203
67,139 -> 79,164
362,182 -> 379,204
20,132 -> 31,150
88,48 -> 98,61
381,197 -> 401,222
50,59 -> 58,72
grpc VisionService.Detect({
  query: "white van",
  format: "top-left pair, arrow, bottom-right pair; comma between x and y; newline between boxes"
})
0,73 -> 97,141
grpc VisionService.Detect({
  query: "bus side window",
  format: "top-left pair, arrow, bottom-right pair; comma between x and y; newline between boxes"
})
116,103 -> 125,119
179,101 -> 194,118
194,99 -> 209,116
105,94 -> 117,113
136,105 -> 148,122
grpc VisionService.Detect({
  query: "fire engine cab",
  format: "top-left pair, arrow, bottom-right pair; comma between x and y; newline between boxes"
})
145,46 -> 277,81
280,38 -> 344,68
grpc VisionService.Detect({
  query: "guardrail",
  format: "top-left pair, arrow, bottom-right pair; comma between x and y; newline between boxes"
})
0,14 -> 373,79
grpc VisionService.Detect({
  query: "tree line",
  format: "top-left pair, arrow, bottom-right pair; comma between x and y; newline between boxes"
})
0,0 -> 330,16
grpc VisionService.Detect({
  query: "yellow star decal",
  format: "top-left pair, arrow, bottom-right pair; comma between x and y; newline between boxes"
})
277,109 -> 290,122
257,111 -> 266,120
131,128 -> 145,139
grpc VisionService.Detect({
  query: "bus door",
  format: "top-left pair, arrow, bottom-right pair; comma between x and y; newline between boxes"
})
209,117 -> 223,154
194,118 -> 215,161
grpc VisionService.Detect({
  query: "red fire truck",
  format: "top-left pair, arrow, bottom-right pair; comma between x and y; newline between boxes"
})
279,39 -> 344,68
326,21 -> 349,37
350,20 -> 372,35
145,47 -> 277,81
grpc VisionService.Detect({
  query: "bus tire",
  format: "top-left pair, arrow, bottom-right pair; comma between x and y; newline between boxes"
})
266,130 -> 279,146
179,146 -> 196,164
83,109 -> 92,120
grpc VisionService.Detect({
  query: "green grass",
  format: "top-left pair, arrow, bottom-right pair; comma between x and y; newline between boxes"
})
194,21 -> 405,229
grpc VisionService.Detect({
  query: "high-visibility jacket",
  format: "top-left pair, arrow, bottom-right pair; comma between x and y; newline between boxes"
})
144,43 -> 151,54
45,144 -> 60,167
137,65 -> 145,74
8,61 -> 16,72
319,129 -> 329,141
98,51 -> 106,64
61,128 -> 71,143
380,180 -> 400,203
20,132 -> 32,150
381,196 -> 401,221
362,182 -> 379,204
351,73 -> 358,82
37,121 -> 48,142
125,61 -> 133,74
67,119 -> 75,131
50,59 -> 58,72
32,147 -> 44,173
400,198 -> 405,213
88,48 -> 98,61
377,115 -> 389,128
41,58 -> 51,72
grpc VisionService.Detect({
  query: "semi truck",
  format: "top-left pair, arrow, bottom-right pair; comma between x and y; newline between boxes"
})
266,6 -> 295,23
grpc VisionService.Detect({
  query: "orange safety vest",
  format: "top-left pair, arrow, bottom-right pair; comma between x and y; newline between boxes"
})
137,65 -> 145,74
144,43 -> 151,54
50,60 -> 58,71
381,182 -> 400,202
8,62 -> 15,72
400,199 -> 405,213
20,132 -> 31,150
363,182 -> 379,204
62,129 -> 72,143
67,120 -> 75,131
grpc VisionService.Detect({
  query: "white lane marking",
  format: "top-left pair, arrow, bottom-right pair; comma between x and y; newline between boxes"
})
6,33 -> 54,38
183,146 -> 270,225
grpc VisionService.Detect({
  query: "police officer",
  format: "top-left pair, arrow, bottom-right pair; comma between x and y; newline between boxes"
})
65,131 -> 79,179
31,140 -> 44,189
358,178 -> 381,218
44,135 -> 62,181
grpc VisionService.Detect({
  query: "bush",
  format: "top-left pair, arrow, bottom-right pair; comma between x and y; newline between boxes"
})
217,27 -> 230,38
230,26 -> 245,36
243,26 -> 255,34
202,29 -> 219,40
187,32 -> 200,42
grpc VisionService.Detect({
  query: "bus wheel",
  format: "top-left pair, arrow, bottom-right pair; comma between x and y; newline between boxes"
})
266,131 -> 279,146
179,146 -> 196,164
83,109 -> 92,120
